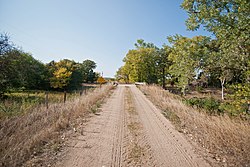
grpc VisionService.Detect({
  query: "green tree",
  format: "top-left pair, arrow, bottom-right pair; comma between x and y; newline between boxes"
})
48,59 -> 98,90
0,34 -> 15,94
0,33 -> 13,55
182,0 -> 250,99
81,59 -> 97,83
156,45 -> 172,89
67,62 -> 83,90
119,40 -> 159,84
18,52 -> 48,90
0,49 -> 47,93
168,35 -> 210,95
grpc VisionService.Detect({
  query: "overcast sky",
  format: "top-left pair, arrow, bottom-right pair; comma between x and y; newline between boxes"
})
0,0 -> 212,77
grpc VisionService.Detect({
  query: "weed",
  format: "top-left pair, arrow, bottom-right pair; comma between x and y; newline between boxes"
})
162,109 -> 181,130
130,144 -> 144,160
184,97 -> 222,115
196,86 -> 204,93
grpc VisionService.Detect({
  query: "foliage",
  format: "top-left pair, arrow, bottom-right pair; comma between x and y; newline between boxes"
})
81,59 -> 97,83
116,66 -> 130,83
0,33 -> 14,55
49,59 -> 74,89
156,45 -> 172,89
117,0 -> 250,114
0,33 -> 99,94
51,67 -> 72,89
116,39 -> 172,86
0,49 -> 48,94
97,76 -> 106,84
122,47 -> 158,83
227,84 -> 250,114
168,35 -> 210,95
181,0 -> 250,100
181,0 -> 250,51
48,59 -> 98,90
185,97 -> 222,115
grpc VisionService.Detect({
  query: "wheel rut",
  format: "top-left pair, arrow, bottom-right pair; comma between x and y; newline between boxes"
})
55,85 -> 210,167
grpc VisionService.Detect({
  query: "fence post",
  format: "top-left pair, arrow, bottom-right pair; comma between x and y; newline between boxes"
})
64,91 -> 67,103
248,101 -> 250,114
45,91 -> 49,109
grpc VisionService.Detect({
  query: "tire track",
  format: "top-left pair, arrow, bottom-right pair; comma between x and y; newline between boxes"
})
130,85 -> 210,167
122,86 -> 156,167
55,85 -> 211,167
56,86 -> 126,167
110,88 -> 125,167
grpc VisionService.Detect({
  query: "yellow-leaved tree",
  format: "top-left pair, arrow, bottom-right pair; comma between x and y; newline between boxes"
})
51,67 -> 72,89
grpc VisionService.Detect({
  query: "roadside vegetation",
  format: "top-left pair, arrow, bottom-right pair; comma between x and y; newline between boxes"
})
0,85 -> 113,167
140,85 -> 250,167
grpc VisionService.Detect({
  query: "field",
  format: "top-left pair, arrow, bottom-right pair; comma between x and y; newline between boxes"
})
0,84 -> 100,119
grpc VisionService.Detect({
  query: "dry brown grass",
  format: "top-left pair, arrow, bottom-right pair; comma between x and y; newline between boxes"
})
139,85 -> 250,167
0,85 -> 114,167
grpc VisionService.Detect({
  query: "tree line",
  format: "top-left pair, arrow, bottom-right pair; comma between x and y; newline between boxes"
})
0,34 -> 99,95
116,0 -> 249,113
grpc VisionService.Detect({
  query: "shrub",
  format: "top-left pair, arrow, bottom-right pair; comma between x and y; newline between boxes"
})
184,97 -> 222,115
195,86 -> 203,93
227,84 -> 250,114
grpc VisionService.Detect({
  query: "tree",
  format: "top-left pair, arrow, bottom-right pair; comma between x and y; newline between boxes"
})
0,49 -> 47,93
67,62 -> 83,90
51,67 -> 72,89
115,66 -> 130,83
168,35 -> 210,95
118,40 -> 159,84
0,33 -> 100,93
97,76 -> 106,84
17,52 -> 48,90
47,59 -> 98,90
182,0 -> 250,99
156,45 -> 172,89
49,59 -> 74,90
81,59 -> 97,83
0,50 -> 18,94
0,34 -> 15,94
0,33 -> 14,56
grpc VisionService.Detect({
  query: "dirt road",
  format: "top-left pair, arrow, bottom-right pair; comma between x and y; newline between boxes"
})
56,85 -> 210,167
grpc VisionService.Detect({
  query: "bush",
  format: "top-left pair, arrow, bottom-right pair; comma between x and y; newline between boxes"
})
203,97 -> 220,111
195,86 -> 204,93
184,97 -> 222,115
227,84 -> 250,114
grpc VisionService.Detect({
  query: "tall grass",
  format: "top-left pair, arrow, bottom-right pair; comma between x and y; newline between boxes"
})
0,85 -> 113,167
139,85 -> 250,167
0,91 -> 86,119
